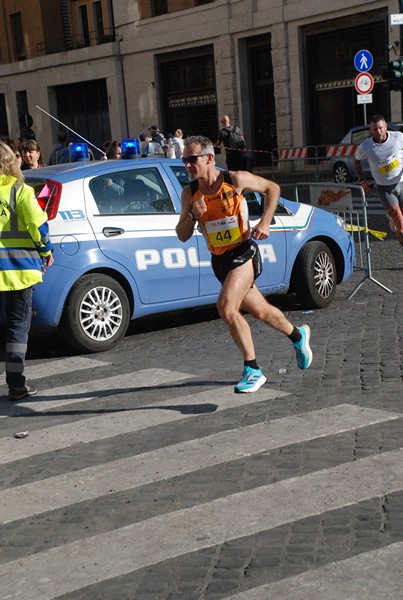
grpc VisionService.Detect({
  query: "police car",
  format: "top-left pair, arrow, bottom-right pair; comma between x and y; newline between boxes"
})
24,153 -> 355,353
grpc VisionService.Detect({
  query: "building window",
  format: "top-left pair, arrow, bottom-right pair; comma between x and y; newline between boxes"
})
92,1 -> 104,42
106,0 -> 115,31
10,13 -> 25,60
78,4 -> 90,46
152,0 -> 168,17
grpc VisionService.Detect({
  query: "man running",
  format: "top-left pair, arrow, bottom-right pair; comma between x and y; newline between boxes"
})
355,114 -> 403,246
176,135 -> 312,393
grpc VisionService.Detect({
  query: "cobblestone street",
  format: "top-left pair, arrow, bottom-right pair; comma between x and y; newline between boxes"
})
0,213 -> 402,599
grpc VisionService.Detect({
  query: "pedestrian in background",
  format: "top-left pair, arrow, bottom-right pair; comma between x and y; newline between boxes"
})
138,133 -> 151,157
355,114 -> 403,246
176,135 -> 312,393
172,128 -> 185,158
164,133 -> 176,158
20,139 -> 43,170
215,114 -> 245,171
103,140 -> 122,160
48,131 -> 70,165
0,140 -> 54,401
164,130 -> 185,158
148,125 -> 165,147
0,137 -> 22,167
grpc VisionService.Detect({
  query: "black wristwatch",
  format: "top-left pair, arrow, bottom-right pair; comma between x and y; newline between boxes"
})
188,210 -> 196,222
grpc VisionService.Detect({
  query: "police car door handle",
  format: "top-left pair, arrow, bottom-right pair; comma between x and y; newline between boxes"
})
103,227 -> 125,237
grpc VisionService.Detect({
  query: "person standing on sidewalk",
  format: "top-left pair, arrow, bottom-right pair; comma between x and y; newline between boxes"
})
215,114 -> 245,171
20,140 -> 43,170
0,141 -> 54,401
354,114 -> 403,246
48,131 -> 70,165
148,125 -> 165,147
176,135 -> 312,393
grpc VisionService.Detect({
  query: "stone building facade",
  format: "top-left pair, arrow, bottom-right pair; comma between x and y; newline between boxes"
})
0,0 -> 401,164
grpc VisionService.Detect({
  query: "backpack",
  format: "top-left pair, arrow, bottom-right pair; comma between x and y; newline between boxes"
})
227,126 -> 245,150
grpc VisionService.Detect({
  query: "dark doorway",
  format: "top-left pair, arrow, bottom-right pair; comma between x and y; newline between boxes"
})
54,79 -> 110,156
247,36 -> 276,166
158,45 -> 217,140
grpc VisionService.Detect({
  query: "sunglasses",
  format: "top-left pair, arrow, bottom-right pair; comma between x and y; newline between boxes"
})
181,154 -> 209,164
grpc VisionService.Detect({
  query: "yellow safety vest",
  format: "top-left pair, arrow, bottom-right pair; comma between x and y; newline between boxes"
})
0,175 -> 52,291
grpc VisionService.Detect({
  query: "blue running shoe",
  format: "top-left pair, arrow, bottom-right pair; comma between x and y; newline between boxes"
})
294,325 -> 313,369
234,366 -> 266,393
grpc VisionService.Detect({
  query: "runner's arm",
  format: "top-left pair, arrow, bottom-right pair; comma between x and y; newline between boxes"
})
354,158 -> 372,193
230,170 -> 280,237
354,158 -> 365,182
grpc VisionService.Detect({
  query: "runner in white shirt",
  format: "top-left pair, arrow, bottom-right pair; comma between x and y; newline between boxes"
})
355,114 -> 403,246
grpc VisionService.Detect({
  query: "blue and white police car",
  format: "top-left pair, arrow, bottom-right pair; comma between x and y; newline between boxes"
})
24,154 -> 355,353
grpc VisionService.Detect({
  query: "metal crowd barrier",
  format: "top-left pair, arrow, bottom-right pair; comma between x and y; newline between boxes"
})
293,182 -> 393,299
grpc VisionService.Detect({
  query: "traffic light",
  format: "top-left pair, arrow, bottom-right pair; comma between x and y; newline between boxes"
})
382,59 -> 403,90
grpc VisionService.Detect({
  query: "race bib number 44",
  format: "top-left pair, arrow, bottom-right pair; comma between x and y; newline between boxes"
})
205,215 -> 242,248
378,154 -> 400,178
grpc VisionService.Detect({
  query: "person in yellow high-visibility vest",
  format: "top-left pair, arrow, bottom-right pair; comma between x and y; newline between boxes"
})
0,141 -> 54,401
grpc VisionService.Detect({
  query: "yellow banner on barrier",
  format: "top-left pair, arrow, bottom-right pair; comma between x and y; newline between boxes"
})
345,224 -> 388,240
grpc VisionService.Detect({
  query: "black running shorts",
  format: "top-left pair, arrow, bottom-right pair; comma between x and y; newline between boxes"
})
211,239 -> 262,285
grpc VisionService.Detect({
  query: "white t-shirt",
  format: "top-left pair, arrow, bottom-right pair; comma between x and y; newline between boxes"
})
172,137 -> 184,159
355,130 -> 403,186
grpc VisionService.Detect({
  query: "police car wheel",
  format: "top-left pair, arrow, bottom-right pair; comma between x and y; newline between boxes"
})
60,273 -> 130,353
295,241 -> 336,308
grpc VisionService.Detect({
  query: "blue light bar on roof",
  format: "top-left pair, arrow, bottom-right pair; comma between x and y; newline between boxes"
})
69,142 -> 89,162
121,138 -> 140,159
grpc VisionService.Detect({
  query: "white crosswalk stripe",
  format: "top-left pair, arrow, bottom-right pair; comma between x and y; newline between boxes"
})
1,405 -> 399,523
0,357 -> 402,600
0,386 -> 288,464
22,357 -> 111,379
1,450 -> 402,598
0,368 -> 193,415
225,543 -> 403,599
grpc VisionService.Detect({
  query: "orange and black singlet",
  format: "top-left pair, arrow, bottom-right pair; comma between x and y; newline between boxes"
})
190,172 -> 249,255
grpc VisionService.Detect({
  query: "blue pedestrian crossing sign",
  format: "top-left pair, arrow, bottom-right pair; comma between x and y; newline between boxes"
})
354,49 -> 373,73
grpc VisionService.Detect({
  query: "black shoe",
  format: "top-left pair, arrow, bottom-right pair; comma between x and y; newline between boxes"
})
8,385 -> 38,401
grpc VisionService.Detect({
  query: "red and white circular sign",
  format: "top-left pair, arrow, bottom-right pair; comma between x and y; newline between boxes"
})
355,72 -> 374,94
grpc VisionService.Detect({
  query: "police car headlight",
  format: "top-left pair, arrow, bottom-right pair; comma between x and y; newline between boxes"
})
336,215 -> 346,229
